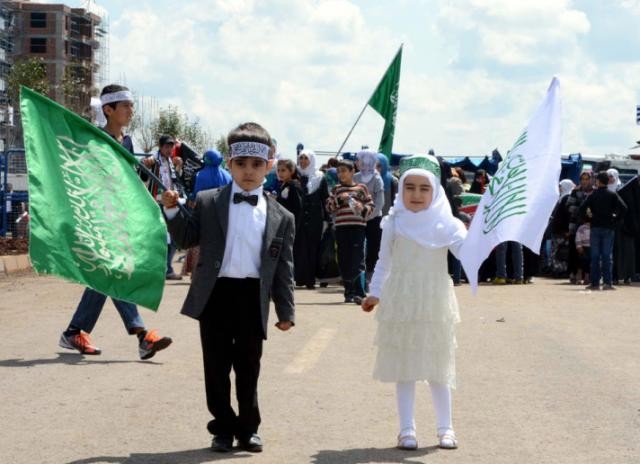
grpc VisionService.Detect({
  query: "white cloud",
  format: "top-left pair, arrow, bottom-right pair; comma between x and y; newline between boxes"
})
106,0 -> 640,158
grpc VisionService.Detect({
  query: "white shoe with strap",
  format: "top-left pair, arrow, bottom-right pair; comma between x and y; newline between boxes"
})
397,428 -> 418,450
438,429 -> 458,449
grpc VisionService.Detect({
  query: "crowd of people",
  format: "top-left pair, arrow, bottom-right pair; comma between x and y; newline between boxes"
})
546,169 -> 638,289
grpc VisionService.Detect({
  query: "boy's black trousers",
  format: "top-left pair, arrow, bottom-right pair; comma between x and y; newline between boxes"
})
335,225 -> 366,298
199,277 -> 263,440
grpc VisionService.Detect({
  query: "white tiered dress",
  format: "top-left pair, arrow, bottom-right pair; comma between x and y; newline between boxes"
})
371,235 -> 460,387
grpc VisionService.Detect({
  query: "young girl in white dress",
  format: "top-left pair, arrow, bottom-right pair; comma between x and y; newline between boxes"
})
362,154 -> 467,451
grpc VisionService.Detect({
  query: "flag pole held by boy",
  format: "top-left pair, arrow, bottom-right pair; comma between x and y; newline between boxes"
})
20,86 -> 167,310
459,77 -> 563,293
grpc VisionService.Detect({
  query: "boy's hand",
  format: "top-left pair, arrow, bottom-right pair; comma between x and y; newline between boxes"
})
161,190 -> 180,208
275,321 -> 293,331
142,156 -> 155,167
361,296 -> 379,312
173,157 -> 183,170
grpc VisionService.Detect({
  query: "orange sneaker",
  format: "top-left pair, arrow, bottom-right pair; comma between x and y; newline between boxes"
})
138,329 -> 172,360
59,331 -> 102,355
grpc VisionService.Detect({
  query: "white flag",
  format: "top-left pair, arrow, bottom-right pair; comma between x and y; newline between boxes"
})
459,77 -> 562,293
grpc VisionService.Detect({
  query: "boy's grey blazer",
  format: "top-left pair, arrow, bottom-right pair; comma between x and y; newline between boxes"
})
166,184 -> 295,339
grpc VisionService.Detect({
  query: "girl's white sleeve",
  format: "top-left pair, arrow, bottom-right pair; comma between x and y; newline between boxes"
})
368,222 -> 394,298
447,223 -> 468,260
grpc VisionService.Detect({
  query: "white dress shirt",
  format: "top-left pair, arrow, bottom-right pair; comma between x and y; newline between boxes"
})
219,182 -> 267,278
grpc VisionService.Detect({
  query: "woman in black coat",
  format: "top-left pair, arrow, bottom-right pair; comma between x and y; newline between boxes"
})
295,150 -> 329,289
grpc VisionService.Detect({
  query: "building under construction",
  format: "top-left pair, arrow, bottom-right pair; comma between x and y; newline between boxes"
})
0,0 -> 108,149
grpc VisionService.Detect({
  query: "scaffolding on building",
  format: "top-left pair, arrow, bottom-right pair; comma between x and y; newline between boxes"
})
82,0 -> 109,88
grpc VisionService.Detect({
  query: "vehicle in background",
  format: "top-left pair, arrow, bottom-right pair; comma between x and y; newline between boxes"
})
580,153 -> 640,184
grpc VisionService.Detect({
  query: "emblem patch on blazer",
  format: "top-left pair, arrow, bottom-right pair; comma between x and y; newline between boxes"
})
269,239 -> 283,259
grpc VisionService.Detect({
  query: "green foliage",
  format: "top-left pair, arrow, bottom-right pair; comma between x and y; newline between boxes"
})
151,105 -> 214,153
7,57 -> 49,105
215,134 -> 228,156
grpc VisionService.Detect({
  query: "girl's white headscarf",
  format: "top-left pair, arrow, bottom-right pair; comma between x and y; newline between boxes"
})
382,164 -> 466,250
356,150 -> 378,183
606,168 -> 621,191
297,149 -> 323,194
559,179 -> 576,198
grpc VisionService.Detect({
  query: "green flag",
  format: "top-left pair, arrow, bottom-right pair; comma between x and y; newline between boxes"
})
368,45 -> 402,157
20,86 -> 166,310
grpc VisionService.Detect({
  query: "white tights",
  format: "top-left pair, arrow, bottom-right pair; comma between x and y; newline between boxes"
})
396,381 -> 453,434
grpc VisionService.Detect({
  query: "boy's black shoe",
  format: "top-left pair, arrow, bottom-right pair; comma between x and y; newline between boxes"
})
344,296 -> 354,303
211,435 -> 234,452
353,296 -> 363,305
237,434 -> 263,453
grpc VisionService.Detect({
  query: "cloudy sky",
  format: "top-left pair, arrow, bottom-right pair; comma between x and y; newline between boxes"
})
64,0 -> 640,156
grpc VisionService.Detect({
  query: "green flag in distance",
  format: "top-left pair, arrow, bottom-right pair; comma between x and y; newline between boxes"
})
368,45 -> 402,156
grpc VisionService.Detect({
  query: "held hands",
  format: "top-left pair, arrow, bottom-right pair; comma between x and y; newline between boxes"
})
161,190 -> 180,208
275,321 -> 293,331
361,296 -> 379,312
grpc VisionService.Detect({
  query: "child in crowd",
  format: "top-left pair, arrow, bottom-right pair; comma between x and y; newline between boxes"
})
575,218 -> 591,285
59,84 -> 172,360
162,122 -> 295,453
276,158 -> 304,227
326,159 -> 374,303
354,150 -> 385,283
362,155 -> 467,450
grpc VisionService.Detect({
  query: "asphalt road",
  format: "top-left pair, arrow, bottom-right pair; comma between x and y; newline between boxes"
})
0,272 -> 638,464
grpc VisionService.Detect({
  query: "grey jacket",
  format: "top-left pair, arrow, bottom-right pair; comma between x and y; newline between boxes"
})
166,184 -> 296,339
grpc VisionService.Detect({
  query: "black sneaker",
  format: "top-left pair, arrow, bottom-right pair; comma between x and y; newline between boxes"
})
138,330 -> 172,360
344,296 -> 354,303
237,433 -> 263,453
353,296 -> 363,305
211,435 -> 234,452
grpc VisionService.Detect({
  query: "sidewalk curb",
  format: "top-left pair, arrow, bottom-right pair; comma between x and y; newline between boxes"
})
0,254 -> 32,276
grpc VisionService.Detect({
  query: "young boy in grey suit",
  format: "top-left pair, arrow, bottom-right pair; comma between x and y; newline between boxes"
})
162,122 -> 295,453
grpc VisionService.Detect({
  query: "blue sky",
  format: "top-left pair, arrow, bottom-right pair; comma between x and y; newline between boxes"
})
59,0 -> 640,156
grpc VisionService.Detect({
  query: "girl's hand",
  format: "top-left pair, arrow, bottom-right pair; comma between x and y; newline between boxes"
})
362,296 -> 379,312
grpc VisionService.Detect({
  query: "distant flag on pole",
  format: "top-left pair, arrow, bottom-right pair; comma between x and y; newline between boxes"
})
368,45 -> 403,157
459,78 -> 562,293
636,104 -> 640,125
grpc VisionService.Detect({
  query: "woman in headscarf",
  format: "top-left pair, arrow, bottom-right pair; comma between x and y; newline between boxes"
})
296,149 -> 330,289
606,168 -> 622,192
376,153 -> 398,217
193,149 -> 232,196
607,168 -> 633,284
354,150 -> 385,282
547,179 -> 575,276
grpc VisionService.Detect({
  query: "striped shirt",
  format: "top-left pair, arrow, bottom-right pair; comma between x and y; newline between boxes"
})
326,183 -> 374,227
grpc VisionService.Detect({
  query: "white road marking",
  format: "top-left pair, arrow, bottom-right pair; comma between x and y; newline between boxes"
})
284,327 -> 337,374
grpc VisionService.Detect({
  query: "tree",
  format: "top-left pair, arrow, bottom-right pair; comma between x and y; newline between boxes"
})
60,62 -> 90,118
5,57 -> 49,148
215,134 -> 228,156
7,57 -> 49,104
129,95 -> 159,153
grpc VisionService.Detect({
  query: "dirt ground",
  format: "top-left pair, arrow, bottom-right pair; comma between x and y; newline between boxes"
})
0,272 -> 638,464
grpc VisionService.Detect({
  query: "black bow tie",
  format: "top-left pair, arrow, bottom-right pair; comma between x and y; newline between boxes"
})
233,192 -> 259,206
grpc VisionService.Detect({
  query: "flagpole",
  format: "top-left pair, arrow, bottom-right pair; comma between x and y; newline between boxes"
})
135,159 -> 190,215
335,44 -> 403,158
